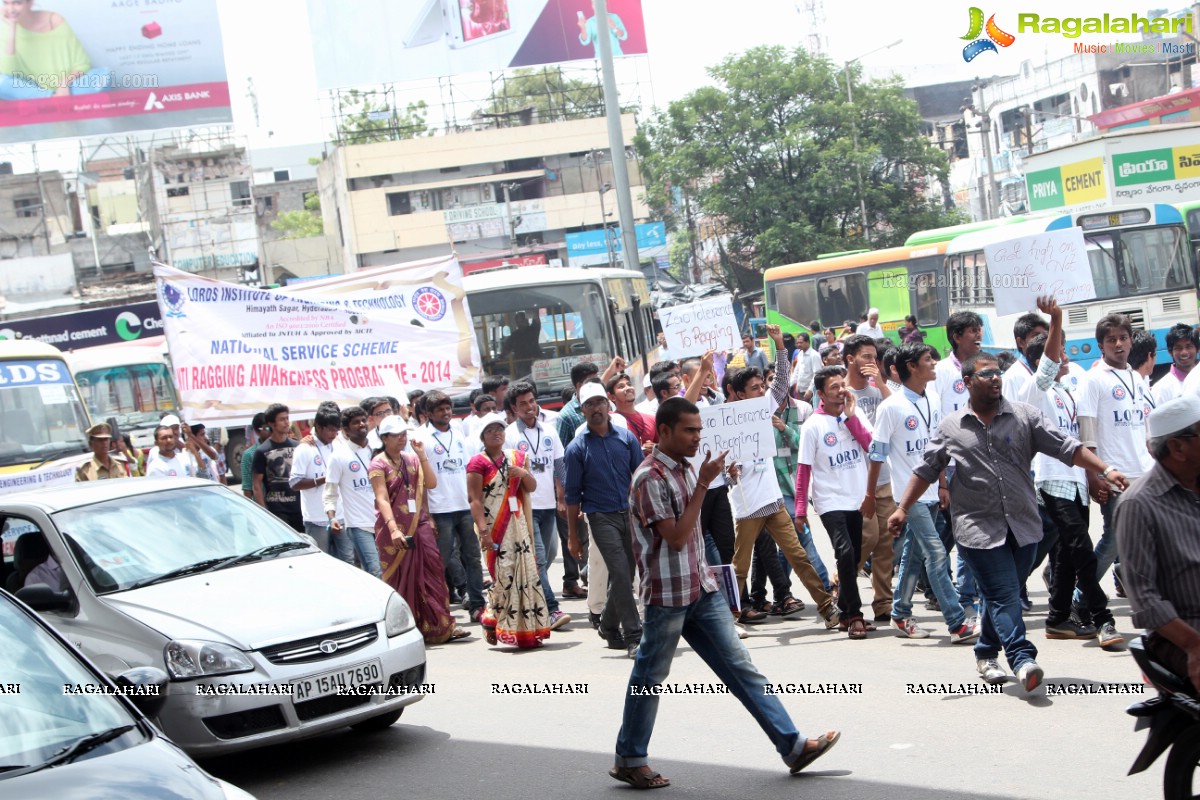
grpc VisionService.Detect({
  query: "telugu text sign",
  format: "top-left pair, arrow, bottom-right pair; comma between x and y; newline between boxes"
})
698,396 -> 776,465
659,295 -> 739,358
983,228 -> 1095,317
155,255 -> 481,428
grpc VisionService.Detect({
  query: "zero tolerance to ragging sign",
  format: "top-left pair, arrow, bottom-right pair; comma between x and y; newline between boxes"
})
154,255 -> 481,427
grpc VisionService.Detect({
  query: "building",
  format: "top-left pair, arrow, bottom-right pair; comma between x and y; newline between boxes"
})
250,144 -> 339,285
315,114 -> 650,273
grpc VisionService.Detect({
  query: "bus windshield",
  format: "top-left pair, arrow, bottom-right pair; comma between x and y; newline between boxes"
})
470,281 -> 610,392
74,362 -> 179,431
0,358 -> 90,467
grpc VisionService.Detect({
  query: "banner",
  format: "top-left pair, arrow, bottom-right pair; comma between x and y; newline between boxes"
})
308,0 -> 648,89
698,396 -> 776,464
659,294 -> 739,358
983,228 -> 1096,317
0,455 -> 87,501
0,0 -> 231,144
155,255 -> 482,427
565,221 -> 666,267
0,301 -> 162,348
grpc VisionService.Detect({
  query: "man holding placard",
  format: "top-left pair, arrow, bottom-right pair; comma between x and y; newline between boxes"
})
724,324 -> 837,629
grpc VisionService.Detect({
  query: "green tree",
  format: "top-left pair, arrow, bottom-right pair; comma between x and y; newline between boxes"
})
271,193 -> 323,239
484,67 -> 606,122
636,46 -> 963,274
334,89 -> 430,144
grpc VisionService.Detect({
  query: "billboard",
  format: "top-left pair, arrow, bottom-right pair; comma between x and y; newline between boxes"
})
0,0 -> 230,144
308,0 -> 648,89
0,301 -> 162,349
565,220 -> 665,267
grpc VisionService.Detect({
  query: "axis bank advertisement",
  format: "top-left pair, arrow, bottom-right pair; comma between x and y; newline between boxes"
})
0,0 -> 231,144
308,0 -> 648,88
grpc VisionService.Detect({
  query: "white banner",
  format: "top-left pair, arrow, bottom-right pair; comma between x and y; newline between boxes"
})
698,396 -> 777,464
0,455 -> 87,500
155,255 -> 481,427
984,228 -> 1096,317
659,295 -> 739,359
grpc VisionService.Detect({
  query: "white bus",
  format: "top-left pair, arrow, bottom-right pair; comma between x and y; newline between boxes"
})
68,342 -> 179,450
464,266 -> 660,406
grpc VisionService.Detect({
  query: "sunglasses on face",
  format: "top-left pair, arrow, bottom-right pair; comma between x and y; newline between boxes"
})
973,369 -> 1003,380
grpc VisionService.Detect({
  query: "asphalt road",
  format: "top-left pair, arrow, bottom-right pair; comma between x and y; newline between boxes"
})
204,517 -> 1165,800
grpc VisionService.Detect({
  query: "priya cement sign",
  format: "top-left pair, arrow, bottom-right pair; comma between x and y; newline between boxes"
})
1025,157 -> 1106,212
1111,144 -> 1200,202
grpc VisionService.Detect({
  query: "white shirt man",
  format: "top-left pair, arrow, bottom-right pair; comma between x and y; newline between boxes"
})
790,339 -> 824,399
1080,362 -> 1155,480
934,353 -> 971,421
145,451 -> 195,478
323,425 -> 382,578
415,419 -> 473,515
857,309 -> 885,340
290,428 -> 338,552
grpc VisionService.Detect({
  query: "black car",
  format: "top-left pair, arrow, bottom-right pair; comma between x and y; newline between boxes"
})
0,586 -> 255,799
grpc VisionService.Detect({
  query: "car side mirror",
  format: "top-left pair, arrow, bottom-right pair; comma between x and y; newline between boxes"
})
115,666 -> 170,719
16,583 -> 72,612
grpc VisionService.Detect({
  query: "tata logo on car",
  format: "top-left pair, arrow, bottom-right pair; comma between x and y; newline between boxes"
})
318,640 -> 339,654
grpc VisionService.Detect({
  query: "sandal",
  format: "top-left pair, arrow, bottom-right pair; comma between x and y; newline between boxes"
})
775,596 -> 805,619
839,618 -> 876,632
484,626 -> 497,646
847,619 -> 869,640
737,608 -> 769,625
789,730 -> 841,774
609,766 -> 671,789
447,627 -> 472,642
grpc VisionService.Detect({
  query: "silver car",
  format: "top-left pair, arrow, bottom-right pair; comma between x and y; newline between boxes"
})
1,478 -> 426,757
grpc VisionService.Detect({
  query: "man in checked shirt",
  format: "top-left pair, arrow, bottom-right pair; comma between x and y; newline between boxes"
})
610,397 -> 839,790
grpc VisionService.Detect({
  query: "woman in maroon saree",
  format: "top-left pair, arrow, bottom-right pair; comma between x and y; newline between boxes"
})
466,414 -> 550,648
369,417 -> 469,644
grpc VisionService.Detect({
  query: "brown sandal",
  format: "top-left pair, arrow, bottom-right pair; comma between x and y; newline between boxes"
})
447,627 -> 471,641
847,619 -> 869,640
609,766 -> 671,789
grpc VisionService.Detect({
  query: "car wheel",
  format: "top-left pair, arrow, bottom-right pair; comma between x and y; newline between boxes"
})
349,708 -> 403,733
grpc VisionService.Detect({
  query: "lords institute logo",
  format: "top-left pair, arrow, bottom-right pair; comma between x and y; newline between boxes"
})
961,7 -> 1016,62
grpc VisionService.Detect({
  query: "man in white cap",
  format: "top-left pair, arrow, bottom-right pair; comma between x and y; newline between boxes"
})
147,414 -> 201,475
1117,394 -> 1200,692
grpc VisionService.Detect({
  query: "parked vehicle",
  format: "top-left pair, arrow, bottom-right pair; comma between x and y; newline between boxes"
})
0,586 -> 254,798
3,478 -> 427,756
1126,636 -> 1200,799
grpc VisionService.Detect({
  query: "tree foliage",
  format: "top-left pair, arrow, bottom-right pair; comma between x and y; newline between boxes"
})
271,193 -> 323,239
483,66 -> 634,122
335,89 -> 430,144
636,46 -> 963,274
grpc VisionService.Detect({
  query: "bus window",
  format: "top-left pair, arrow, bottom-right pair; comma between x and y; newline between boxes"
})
817,274 -> 866,328
867,268 -> 908,327
948,251 -> 993,307
774,279 -> 818,328
911,272 -> 940,327
1119,226 -> 1190,291
74,363 -> 179,432
0,359 -> 89,467
1084,234 -> 1122,299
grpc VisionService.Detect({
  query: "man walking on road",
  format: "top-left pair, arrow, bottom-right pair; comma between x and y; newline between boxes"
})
611,396 -> 839,789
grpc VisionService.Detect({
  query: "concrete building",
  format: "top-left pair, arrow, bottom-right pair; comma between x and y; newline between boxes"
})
250,144 -> 339,285
315,114 -> 650,273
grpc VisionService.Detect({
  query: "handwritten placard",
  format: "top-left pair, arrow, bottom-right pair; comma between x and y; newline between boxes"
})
983,228 -> 1096,317
698,396 -> 777,464
659,295 -> 739,359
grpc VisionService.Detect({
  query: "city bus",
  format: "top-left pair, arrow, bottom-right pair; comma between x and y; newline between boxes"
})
68,341 -> 180,450
941,203 -> 1195,369
464,266 -> 659,408
0,339 -> 92,482
763,244 -> 952,355
903,213 -> 1058,248
1179,199 -> 1200,263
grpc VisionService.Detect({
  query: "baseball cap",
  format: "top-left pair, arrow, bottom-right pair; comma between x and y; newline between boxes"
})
579,382 -> 608,405
161,414 -> 181,427
378,416 -> 408,436
476,412 -> 507,440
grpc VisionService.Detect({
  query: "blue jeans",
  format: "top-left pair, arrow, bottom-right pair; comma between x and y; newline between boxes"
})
432,510 -> 485,613
531,508 -> 560,614
331,525 -> 381,578
892,502 -> 966,631
615,590 -> 806,768
958,532 -> 1038,672
303,520 -> 332,555
0,68 -> 114,99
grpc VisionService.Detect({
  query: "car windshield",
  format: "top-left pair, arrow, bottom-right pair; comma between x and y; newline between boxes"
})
0,359 -> 90,468
0,597 -> 141,773
53,485 -> 309,594
74,362 -> 179,431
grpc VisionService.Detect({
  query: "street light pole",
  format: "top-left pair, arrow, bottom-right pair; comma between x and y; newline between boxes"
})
844,38 -> 902,244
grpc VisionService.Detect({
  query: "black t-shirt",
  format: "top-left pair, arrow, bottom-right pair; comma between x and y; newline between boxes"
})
252,437 -> 302,521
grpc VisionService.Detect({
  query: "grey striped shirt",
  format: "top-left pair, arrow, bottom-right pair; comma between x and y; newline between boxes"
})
912,397 -> 1081,550
1116,462 -> 1200,631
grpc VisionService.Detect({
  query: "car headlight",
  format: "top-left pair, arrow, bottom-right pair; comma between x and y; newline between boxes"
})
384,591 -> 415,637
164,639 -> 254,679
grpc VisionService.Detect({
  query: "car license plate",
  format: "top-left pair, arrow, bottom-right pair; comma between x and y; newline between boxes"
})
291,659 -> 383,702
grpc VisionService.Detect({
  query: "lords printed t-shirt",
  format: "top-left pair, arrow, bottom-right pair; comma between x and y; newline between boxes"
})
799,411 -> 870,515
505,420 -> 564,511
871,387 -> 941,504
1079,363 -> 1154,478
934,355 -> 970,421
416,422 -> 473,514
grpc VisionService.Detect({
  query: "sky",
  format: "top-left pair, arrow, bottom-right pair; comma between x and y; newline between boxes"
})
4,0 -> 1191,168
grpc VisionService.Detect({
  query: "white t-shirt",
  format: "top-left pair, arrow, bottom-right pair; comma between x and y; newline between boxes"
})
934,354 -> 970,421
857,323 -> 885,340
290,440 -> 335,524
847,380 -> 889,487
871,387 -> 941,504
1079,362 -> 1154,478
798,410 -> 870,515
1000,358 -> 1035,404
726,452 -> 783,520
1019,356 -> 1087,488
1181,363 -> 1200,398
325,440 -> 377,529
1152,368 -> 1187,406
146,452 -> 195,478
634,397 -> 659,415
505,419 -> 564,510
414,422 -> 473,514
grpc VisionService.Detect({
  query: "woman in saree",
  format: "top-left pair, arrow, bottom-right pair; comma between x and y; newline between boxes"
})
369,416 -> 470,644
466,413 -> 550,648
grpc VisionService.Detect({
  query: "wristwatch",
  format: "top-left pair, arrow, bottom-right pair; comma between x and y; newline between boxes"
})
1100,466 -> 1115,479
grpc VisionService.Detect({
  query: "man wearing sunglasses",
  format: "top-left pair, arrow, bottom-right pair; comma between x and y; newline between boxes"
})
888,349 -> 1128,693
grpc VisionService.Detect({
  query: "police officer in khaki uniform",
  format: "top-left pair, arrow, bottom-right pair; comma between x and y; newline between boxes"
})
75,423 -> 131,481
